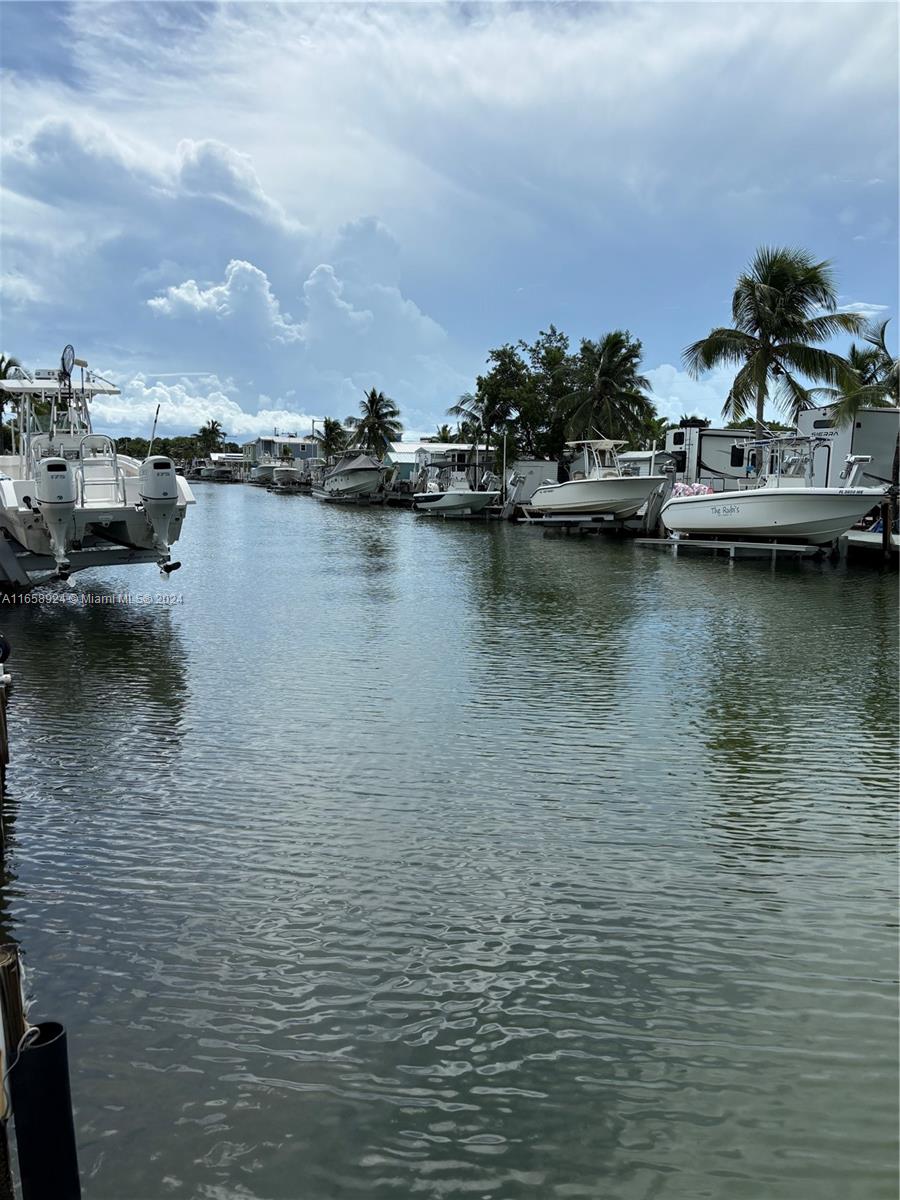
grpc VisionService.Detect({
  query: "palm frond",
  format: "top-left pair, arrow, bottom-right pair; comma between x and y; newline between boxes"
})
773,369 -> 815,422
682,328 -> 758,378
797,312 -> 867,343
720,359 -> 759,423
776,343 -> 856,389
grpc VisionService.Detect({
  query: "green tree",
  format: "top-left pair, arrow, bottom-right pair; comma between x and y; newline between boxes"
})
346,388 -> 402,453
314,416 -> 350,461
196,419 -> 227,456
116,436 -> 151,458
0,354 -> 24,452
725,416 -> 793,433
566,330 -> 656,443
432,424 -> 454,442
448,344 -> 532,459
683,246 -> 865,434
820,319 -> 899,425
517,326 -> 573,459
641,415 -> 673,445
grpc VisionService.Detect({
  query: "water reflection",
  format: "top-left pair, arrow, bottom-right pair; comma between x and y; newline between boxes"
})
2,490 -> 896,1200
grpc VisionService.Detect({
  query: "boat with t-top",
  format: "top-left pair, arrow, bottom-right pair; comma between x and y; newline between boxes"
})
0,346 -> 194,586
412,449 -> 499,516
526,438 -> 666,518
660,435 -> 885,544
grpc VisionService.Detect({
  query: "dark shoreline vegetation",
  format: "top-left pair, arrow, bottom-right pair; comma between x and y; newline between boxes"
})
4,246 -> 898,465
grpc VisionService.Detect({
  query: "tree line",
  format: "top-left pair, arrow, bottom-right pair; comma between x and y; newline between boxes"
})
2,246 -> 897,463
304,245 -> 899,462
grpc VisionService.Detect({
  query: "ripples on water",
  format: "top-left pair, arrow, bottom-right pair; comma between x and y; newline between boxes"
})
2,486 -> 897,1199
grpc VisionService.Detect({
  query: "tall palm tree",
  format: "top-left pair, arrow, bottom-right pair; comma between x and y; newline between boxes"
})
196,419 -> 227,456
683,246 -> 865,434
313,416 -> 349,461
345,388 -> 402,454
566,330 -> 656,442
822,319 -> 899,425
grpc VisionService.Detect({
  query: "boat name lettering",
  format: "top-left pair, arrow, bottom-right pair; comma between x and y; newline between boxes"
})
710,503 -> 741,516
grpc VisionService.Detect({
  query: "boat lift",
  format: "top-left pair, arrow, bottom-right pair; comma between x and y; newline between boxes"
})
634,536 -> 822,562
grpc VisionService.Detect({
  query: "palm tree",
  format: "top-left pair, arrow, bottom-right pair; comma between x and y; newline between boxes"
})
823,319 -> 899,425
433,423 -> 454,442
641,415 -> 672,447
345,388 -> 402,454
313,416 -> 349,462
566,330 -> 656,442
449,345 -> 530,459
683,246 -> 866,434
196,419 -> 227,456
0,355 -> 25,452
0,355 -> 23,380
447,391 -> 485,445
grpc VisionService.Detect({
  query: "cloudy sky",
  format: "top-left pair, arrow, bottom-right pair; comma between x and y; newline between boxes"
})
1,1 -> 897,440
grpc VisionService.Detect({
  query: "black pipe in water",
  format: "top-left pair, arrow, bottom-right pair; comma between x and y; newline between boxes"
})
10,1021 -> 81,1200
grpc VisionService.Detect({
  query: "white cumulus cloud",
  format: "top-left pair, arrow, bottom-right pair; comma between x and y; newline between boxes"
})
90,374 -> 320,440
148,259 -> 304,343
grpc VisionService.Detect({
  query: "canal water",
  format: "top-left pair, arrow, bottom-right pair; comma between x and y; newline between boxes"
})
1,484 -> 896,1200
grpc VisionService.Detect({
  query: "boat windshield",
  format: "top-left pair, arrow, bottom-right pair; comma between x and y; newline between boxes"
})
779,445 -> 811,480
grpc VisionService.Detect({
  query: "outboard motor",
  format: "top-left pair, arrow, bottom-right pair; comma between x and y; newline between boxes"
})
35,457 -> 76,578
139,456 -> 179,565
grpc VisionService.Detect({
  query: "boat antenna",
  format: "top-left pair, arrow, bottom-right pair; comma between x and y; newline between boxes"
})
148,404 -> 161,455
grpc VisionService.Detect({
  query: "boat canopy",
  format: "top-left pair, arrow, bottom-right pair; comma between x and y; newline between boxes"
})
332,454 -> 383,471
565,439 -> 626,450
0,376 -> 119,396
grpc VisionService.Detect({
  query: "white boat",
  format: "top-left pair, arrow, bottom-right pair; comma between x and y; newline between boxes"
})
196,453 -> 242,482
660,436 -> 885,544
527,439 -> 666,518
249,461 -> 276,485
313,453 -> 385,501
0,346 -> 194,584
271,463 -> 303,490
413,466 -> 498,515
198,464 -> 234,482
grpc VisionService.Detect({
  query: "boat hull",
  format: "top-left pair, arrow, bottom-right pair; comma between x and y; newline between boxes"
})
0,474 -> 194,582
528,474 -> 665,518
660,487 -> 883,544
272,467 -> 302,488
413,490 -> 498,514
318,468 -> 384,499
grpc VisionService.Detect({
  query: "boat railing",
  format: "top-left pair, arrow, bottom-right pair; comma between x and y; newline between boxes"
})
74,435 -> 126,506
